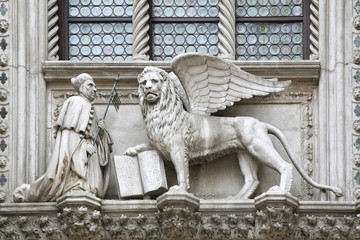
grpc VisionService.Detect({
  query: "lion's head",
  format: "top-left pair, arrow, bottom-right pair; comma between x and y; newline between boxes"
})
138,66 -> 178,116
138,66 -> 166,104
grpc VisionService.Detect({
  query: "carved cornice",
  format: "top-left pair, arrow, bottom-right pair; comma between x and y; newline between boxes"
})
42,60 -> 321,84
218,0 -> 236,60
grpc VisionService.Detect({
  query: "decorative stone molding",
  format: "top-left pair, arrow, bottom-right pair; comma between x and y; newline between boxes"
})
353,0 -> 360,201
353,49 -> 360,65
354,86 -> 360,101
132,0 -> 150,61
157,207 -> 200,239
354,15 -> 360,31
0,19 -> 8,34
0,87 -> 8,102
253,190 -> 299,239
47,0 -> 59,60
218,0 -> 236,60
0,119 -> 8,136
310,0 -> 320,60
0,0 -> 8,202
0,155 -> 7,169
1,203 -> 358,240
0,53 -> 7,66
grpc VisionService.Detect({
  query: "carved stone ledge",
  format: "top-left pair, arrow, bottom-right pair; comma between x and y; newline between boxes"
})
42,60 -> 321,84
156,186 -> 200,212
56,190 -> 102,211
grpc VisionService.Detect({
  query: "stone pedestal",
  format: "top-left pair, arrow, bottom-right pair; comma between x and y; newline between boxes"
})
156,186 -> 201,239
254,187 -> 299,211
56,190 -> 102,211
253,187 -> 299,239
156,186 -> 200,212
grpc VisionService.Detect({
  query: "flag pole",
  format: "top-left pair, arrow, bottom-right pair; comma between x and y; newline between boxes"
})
85,75 -> 120,166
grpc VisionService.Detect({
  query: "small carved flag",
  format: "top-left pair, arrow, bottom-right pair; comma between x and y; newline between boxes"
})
112,89 -> 121,112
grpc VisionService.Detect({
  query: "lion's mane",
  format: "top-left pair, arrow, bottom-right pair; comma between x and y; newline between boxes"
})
138,67 -> 189,160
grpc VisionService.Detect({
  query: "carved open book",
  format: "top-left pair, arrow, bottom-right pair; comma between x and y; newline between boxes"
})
114,150 -> 168,198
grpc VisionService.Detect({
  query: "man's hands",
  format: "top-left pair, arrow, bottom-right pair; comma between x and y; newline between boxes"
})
87,144 -> 96,155
98,119 -> 106,130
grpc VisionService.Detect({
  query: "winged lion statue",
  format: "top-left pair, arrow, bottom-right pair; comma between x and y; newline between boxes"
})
125,53 -> 342,199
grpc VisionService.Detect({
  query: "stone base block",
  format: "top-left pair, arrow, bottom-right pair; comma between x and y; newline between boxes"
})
156,186 -> 200,212
56,190 -> 102,211
254,187 -> 299,212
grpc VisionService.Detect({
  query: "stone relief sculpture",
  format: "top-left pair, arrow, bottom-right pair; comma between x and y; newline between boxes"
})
125,53 -> 342,199
13,73 -> 113,202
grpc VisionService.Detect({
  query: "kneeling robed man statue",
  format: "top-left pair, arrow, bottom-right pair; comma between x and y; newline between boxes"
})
13,73 -> 114,202
125,53 -> 343,199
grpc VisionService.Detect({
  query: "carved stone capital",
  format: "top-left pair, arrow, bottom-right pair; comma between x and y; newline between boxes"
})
56,190 -> 102,211
156,186 -> 200,212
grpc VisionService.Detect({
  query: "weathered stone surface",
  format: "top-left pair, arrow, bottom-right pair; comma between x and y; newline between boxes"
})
114,150 -> 167,198
114,155 -> 143,198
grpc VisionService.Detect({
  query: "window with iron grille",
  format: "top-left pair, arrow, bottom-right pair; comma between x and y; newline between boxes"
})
235,0 -> 310,60
59,0 -> 133,61
149,0 -> 220,61
59,0 -> 310,61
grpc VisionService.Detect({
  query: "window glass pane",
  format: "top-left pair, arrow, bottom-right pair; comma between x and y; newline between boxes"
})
69,23 -> 133,61
152,0 -> 219,17
152,23 -> 219,61
235,22 -> 303,60
236,0 -> 303,17
69,0 -> 133,17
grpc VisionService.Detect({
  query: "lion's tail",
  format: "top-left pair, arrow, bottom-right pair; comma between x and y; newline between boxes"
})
266,123 -> 343,197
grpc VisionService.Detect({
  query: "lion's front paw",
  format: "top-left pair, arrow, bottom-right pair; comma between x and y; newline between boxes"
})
124,147 -> 138,157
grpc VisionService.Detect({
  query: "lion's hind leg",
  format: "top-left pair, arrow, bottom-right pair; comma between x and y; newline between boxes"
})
232,150 -> 259,199
236,118 -> 293,192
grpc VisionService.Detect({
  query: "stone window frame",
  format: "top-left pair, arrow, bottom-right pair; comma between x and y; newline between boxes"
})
49,0 -> 319,61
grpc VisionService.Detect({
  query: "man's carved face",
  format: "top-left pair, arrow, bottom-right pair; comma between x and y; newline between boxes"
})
80,79 -> 97,102
139,72 -> 162,103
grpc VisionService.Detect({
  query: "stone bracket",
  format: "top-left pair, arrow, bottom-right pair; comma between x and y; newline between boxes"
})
56,190 -> 102,211
156,186 -> 200,212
